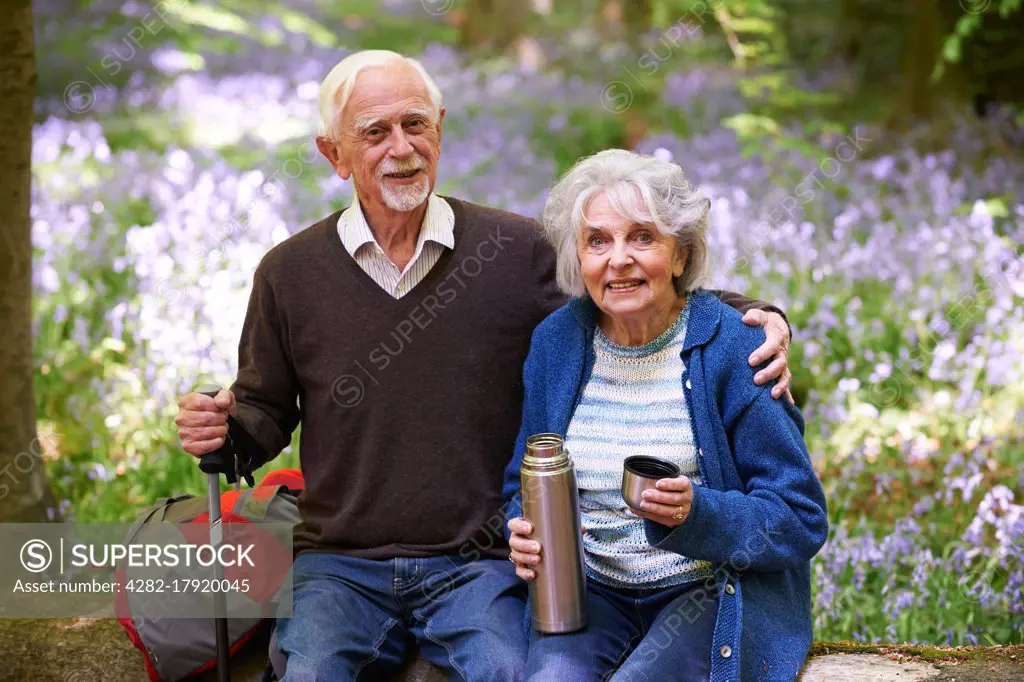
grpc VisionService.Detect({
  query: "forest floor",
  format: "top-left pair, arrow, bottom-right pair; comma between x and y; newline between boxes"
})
0,618 -> 1021,681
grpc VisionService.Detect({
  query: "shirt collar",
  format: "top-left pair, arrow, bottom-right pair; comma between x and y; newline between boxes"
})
337,193 -> 455,257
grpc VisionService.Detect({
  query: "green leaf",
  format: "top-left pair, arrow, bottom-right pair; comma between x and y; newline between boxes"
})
279,10 -> 336,48
730,17 -> 776,34
942,35 -> 962,64
999,0 -> 1022,18
722,112 -> 781,136
955,13 -> 983,36
984,198 -> 1010,218
174,5 -> 249,36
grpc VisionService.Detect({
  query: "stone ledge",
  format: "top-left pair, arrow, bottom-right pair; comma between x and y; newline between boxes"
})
0,619 -> 1020,681
803,642 -> 1023,682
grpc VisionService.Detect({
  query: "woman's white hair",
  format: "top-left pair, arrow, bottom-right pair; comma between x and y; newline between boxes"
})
317,50 -> 443,140
542,148 -> 712,298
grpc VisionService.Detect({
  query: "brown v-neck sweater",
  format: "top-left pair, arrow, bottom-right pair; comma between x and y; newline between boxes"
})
229,197 -> 783,559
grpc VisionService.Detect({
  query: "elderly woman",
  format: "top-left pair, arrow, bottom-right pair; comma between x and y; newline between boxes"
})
503,149 -> 828,681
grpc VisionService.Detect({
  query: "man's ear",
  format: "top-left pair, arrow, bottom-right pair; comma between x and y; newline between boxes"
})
315,136 -> 351,180
436,107 -> 446,143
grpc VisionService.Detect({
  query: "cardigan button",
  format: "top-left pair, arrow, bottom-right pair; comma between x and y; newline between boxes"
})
725,583 -> 735,595
720,645 -> 732,659
685,378 -> 692,389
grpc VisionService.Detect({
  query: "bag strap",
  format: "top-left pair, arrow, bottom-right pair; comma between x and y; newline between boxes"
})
232,484 -> 287,522
124,494 -> 193,545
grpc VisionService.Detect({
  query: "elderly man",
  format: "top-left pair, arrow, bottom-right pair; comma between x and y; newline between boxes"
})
174,50 -> 794,681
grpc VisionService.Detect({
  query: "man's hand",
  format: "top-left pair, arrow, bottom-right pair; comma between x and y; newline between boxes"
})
630,476 -> 693,528
175,389 -> 237,457
742,310 -> 794,404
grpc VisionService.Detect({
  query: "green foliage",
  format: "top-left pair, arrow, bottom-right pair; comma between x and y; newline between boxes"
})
646,1 -> 852,159
934,0 -> 1023,83
535,108 -> 630,178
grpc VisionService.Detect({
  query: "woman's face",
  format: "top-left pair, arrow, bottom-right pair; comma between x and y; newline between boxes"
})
577,192 -> 688,322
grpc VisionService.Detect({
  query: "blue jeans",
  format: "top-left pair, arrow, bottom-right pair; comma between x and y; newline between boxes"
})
276,552 -> 529,681
526,579 -> 719,682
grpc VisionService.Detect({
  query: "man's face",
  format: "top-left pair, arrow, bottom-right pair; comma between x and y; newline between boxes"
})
319,63 -> 444,213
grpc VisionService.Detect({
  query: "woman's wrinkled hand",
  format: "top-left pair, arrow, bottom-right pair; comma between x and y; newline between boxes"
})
507,517 -> 542,581
630,476 -> 693,528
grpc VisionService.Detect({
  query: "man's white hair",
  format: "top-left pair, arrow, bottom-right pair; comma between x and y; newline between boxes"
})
542,149 -> 712,298
317,50 -> 443,140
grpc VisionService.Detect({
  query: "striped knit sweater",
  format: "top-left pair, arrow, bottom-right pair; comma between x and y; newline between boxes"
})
566,303 -> 713,588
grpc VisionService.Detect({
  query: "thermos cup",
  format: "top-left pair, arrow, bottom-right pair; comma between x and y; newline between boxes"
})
621,455 -> 681,511
520,433 -> 588,633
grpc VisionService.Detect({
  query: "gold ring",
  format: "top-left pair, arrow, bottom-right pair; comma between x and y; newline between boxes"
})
509,553 -> 516,564
673,508 -> 685,520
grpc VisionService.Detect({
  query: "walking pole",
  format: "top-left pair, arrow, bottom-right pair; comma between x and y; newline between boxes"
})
196,385 -> 235,682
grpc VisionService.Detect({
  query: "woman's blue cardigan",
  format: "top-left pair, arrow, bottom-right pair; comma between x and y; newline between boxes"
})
502,289 -> 829,681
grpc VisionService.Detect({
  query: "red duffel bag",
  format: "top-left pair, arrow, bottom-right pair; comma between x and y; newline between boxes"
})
115,468 -> 303,681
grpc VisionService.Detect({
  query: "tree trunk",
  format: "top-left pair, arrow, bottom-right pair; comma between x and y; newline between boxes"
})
0,0 -> 58,523
887,0 -> 944,126
600,0 -> 651,49
459,0 -> 531,51
620,0 -> 652,39
835,0 -> 864,63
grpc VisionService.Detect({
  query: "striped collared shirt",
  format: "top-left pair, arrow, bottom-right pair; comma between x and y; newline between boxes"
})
337,193 -> 455,298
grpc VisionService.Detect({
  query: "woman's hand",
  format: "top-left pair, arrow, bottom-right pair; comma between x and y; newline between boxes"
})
631,476 -> 693,528
507,517 -> 542,581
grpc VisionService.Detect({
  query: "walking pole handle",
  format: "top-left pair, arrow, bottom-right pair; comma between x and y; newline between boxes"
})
195,384 -> 235,478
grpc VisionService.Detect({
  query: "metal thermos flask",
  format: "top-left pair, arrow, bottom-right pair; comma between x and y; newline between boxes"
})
520,433 -> 588,633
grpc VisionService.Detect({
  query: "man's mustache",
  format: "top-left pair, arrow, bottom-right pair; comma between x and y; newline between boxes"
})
376,155 -> 426,179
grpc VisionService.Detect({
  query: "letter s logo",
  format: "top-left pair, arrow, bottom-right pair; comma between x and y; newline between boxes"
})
21,540 -> 53,573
